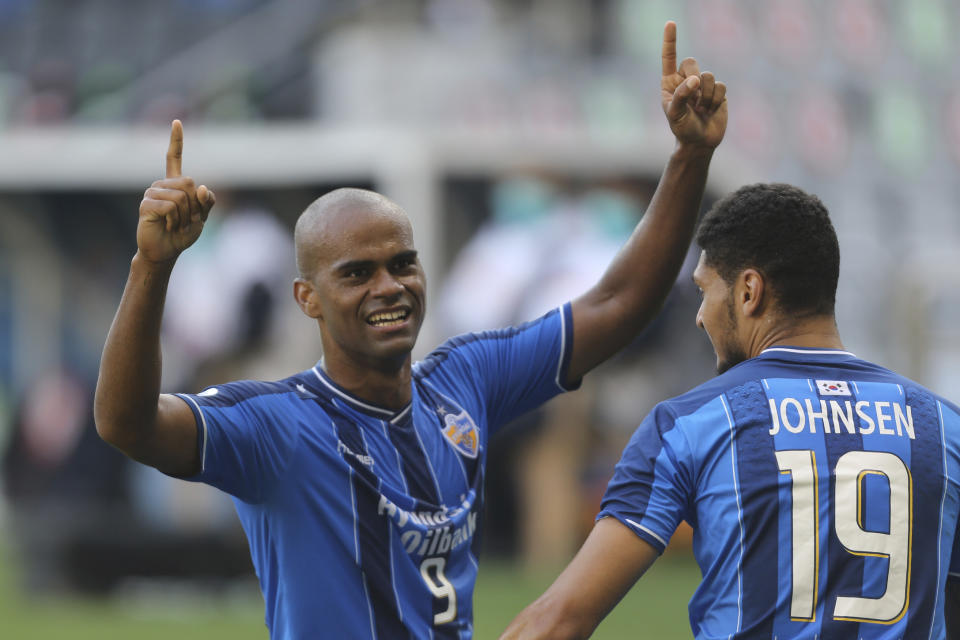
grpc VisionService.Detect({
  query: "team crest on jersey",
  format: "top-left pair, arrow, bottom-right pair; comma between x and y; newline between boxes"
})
816,379 -> 851,396
442,410 -> 479,458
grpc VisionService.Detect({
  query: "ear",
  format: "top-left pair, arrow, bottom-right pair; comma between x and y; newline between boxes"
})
294,278 -> 323,319
738,268 -> 766,317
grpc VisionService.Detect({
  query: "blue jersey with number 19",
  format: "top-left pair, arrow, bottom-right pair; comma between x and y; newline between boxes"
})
600,347 -> 960,639
174,304 -> 576,639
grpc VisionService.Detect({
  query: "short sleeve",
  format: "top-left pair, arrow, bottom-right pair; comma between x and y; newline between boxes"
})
424,303 -> 578,435
597,403 -> 694,554
176,380 -> 300,504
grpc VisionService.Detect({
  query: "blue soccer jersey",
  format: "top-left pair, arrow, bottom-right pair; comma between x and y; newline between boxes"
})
600,347 -> 960,639
175,304 -> 576,639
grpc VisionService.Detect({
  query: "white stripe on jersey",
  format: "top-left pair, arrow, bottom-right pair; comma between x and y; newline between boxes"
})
348,422 -> 381,639
390,404 -> 412,424
178,394 -> 209,473
931,400 -> 949,639
625,519 -> 668,548
410,412 -> 444,500
389,526 -> 404,625
361,573 -> 378,640
381,419 -> 410,494
313,366 -> 398,417
348,468 -> 377,639
762,347 -> 857,357
349,468 -> 361,564
554,305 -> 568,392
722,395 -> 744,635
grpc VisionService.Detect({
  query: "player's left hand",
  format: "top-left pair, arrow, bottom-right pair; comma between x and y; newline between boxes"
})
661,21 -> 728,149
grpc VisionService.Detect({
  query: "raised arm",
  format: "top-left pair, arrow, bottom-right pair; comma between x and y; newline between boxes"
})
566,21 -> 727,384
94,120 -> 216,476
499,518 -> 659,640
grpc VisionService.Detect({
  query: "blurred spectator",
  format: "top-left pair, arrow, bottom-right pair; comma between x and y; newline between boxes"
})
16,58 -> 75,124
835,0 -> 887,69
438,174 -> 645,567
162,199 -> 295,389
2,366 -> 129,591
0,196 -> 296,595
3,368 -> 122,505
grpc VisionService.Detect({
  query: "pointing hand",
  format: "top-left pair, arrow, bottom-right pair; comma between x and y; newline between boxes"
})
661,22 -> 728,149
136,120 -> 216,264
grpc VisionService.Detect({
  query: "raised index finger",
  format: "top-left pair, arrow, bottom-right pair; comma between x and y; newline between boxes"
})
166,119 -> 183,178
662,21 -> 677,77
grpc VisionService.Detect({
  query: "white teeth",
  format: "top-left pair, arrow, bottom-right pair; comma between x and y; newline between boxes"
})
368,310 -> 409,326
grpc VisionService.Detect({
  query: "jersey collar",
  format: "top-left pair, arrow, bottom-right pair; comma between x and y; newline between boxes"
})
758,346 -> 857,359
308,364 -> 412,423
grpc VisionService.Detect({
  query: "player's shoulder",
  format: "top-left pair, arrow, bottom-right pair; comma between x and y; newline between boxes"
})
184,370 -> 313,408
899,377 -> 960,418
654,352 -> 960,423
831,357 -> 960,416
652,360 -> 768,423
649,353 -> 850,423
415,305 -> 568,378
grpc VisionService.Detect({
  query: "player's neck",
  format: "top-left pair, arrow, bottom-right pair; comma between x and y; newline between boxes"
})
321,354 -> 413,410
754,313 -> 844,356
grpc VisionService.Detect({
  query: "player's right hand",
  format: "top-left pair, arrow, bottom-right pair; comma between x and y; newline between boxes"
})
137,120 -> 216,264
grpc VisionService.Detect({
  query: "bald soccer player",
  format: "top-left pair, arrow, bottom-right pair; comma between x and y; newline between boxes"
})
94,22 -> 727,639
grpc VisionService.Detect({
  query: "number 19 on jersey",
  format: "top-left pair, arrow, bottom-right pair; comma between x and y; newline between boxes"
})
776,449 -> 912,624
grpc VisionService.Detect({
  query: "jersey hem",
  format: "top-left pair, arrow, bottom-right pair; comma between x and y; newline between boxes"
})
595,512 -> 667,554
174,392 -> 208,475
556,302 -> 582,393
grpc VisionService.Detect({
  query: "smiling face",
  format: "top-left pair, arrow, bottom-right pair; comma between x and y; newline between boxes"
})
294,191 -> 426,372
693,251 -> 748,374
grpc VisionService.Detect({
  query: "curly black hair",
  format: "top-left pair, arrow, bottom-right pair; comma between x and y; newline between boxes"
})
695,183 -> 840,316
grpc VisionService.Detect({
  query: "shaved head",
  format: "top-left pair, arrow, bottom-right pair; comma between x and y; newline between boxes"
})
294,188 -> 411,280
291,187 -> 426,370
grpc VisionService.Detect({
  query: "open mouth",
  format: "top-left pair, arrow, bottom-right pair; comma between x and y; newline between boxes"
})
366,309 -> 410,328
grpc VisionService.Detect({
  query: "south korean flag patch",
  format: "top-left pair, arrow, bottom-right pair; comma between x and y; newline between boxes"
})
816,380 -> 851,396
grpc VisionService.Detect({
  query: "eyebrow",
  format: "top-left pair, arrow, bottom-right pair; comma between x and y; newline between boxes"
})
333,250 -> 418,273
392,250 -> 419,263
334,259 -> 374,274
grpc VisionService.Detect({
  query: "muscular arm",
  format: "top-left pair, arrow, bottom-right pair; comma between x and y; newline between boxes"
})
95,255 -> 200,476
499,517 -> 660,640
94,121 -> 214,477
566,22 -> 727,384
567,144 -> 712,382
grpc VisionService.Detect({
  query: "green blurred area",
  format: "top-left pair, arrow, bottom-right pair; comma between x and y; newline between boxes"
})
474,554 -> 699,639
0,530 -> 268,640
0,534 -> 699,639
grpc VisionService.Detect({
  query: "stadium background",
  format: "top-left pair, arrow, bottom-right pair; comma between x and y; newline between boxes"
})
0,0 -> 958,637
